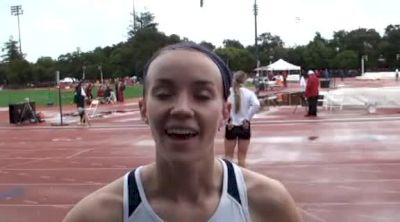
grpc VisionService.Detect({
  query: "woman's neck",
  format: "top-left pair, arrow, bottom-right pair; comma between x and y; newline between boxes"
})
148,156 -> 222,202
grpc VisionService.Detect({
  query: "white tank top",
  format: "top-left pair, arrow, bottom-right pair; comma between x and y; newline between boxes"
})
123,159 -> 251,222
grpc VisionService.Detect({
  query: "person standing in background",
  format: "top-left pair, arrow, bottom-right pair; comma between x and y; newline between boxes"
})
85,82 -> 94,103
114,78 -> 120,102
74,81 -> 89,125
117,79 -> 126,102
305,70 -> 319,117
283,71 -> 288,87
224,71 -> 260,167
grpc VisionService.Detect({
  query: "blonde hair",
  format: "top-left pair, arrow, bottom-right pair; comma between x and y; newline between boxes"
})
232,71 -> 247,113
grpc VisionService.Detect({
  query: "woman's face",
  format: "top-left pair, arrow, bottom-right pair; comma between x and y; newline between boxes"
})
140,49 -> 230,161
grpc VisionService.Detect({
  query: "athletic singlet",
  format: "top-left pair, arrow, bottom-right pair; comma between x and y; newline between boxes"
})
123,159 -> 251,222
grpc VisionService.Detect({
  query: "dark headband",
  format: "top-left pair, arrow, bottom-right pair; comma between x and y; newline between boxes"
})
143,42 -> 232,100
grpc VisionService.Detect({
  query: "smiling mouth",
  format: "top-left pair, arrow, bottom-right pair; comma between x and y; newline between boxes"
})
165,128 -> 199,140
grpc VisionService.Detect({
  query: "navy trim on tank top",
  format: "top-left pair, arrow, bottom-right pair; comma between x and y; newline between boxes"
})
222,159 -> 242,205
127,160 -> 242,218
128,169 -> 141,216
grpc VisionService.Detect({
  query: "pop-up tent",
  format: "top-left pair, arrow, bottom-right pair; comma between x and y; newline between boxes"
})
255,59 -> 301,72
255,59 -> 301,81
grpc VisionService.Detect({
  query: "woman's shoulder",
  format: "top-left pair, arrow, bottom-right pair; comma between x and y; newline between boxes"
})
240,87 -> 258,100
240,87 -> 255,94
241,168 -> 302,221
63,177 -> 125,222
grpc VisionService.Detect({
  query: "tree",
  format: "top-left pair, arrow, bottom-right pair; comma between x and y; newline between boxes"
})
1,37 -> 32,85
0,63 -> 7,84
129,29 -> 178,78
199,41 -> 215,51
257,32 -> 286,66
222,39 -> 244,49
1,37 -> 23,63
7,59 -> 33,85
215,47 -> 255,72
303,32 -> 334,69
331,50 -> 358,69
128,11 -> 159,39
286,46 -> 306,68
33,57 -> 57,83
382,24 -> 400,68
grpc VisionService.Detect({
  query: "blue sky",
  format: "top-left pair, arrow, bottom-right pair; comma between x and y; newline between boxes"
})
1,0 -> 399,62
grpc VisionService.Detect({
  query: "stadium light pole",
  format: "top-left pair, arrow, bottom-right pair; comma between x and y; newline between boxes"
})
132,0 -> 136,30
98,65 -> 103,83
361,55 -> 368,75
82,65 -> 86,80
10,5 -> 23,55
396,54 -> 400,81
254,0 -> 259,69
51,71 -> 68,126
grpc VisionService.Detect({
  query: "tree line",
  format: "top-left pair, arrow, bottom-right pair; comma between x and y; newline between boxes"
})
1,11 -> 400,87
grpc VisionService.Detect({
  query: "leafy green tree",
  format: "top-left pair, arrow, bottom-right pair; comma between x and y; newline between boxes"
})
343,28 -> 381,68
33,57 -> 57,83
223,39 -> 244,49
1,37 -> 33,85
286,46 -> 306,68
129,29 -> 180,78
331,50 -> 358,69
1,37 -> 23,63
215,47 -> 255,72
303,32 -> 334,69
7,59 -> 33,85
382,24 -> 400,68
257,32 -> 286,65
128,11 -> 159,39
0,63 -> 7,84
199,41 -> 215,51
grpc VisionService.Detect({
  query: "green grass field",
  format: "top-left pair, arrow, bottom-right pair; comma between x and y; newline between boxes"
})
0,85 -> 143,107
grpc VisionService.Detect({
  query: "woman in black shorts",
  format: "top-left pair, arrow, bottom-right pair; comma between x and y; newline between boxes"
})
224,71 -> 260,167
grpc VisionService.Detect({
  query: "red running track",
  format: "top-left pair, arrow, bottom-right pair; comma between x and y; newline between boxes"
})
1,83 -> 400,221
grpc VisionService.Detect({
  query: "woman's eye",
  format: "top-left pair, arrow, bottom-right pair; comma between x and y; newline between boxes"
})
196,95 -> 210,100
152,88 -> 172,99
195,91 -> 212,100
155,92 -> 171,99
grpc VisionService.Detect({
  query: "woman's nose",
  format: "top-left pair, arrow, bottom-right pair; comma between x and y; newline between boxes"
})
170,94 -> 194,118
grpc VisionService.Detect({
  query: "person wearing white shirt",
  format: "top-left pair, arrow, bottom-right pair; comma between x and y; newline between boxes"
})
225,71 -> 260,167
74,81 -> 89,125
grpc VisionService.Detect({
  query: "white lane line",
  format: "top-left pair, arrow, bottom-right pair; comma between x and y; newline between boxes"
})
298,208 -> 326,222
0,204 -> 74,207
1,167 -> 131,170
299,202 -> 400,206
65,149 -> 94,159
0,183 -> 105,186
251,116 -> 400,125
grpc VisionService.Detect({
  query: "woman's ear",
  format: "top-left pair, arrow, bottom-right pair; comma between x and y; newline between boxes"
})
138,99 -> 148,124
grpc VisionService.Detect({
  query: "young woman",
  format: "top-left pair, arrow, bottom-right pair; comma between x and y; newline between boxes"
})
74,81 -> 89,125
63,42 -> 302,222
224,71 -> 260,167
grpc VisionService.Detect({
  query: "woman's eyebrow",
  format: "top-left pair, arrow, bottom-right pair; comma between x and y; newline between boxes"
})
192,80 -> 215,86
154,78 -> 174,85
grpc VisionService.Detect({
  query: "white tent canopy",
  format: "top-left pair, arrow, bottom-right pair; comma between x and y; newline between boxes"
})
255,59 -> 301,71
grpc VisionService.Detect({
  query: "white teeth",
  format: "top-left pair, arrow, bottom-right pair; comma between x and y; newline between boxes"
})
167,128 -> 196,135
